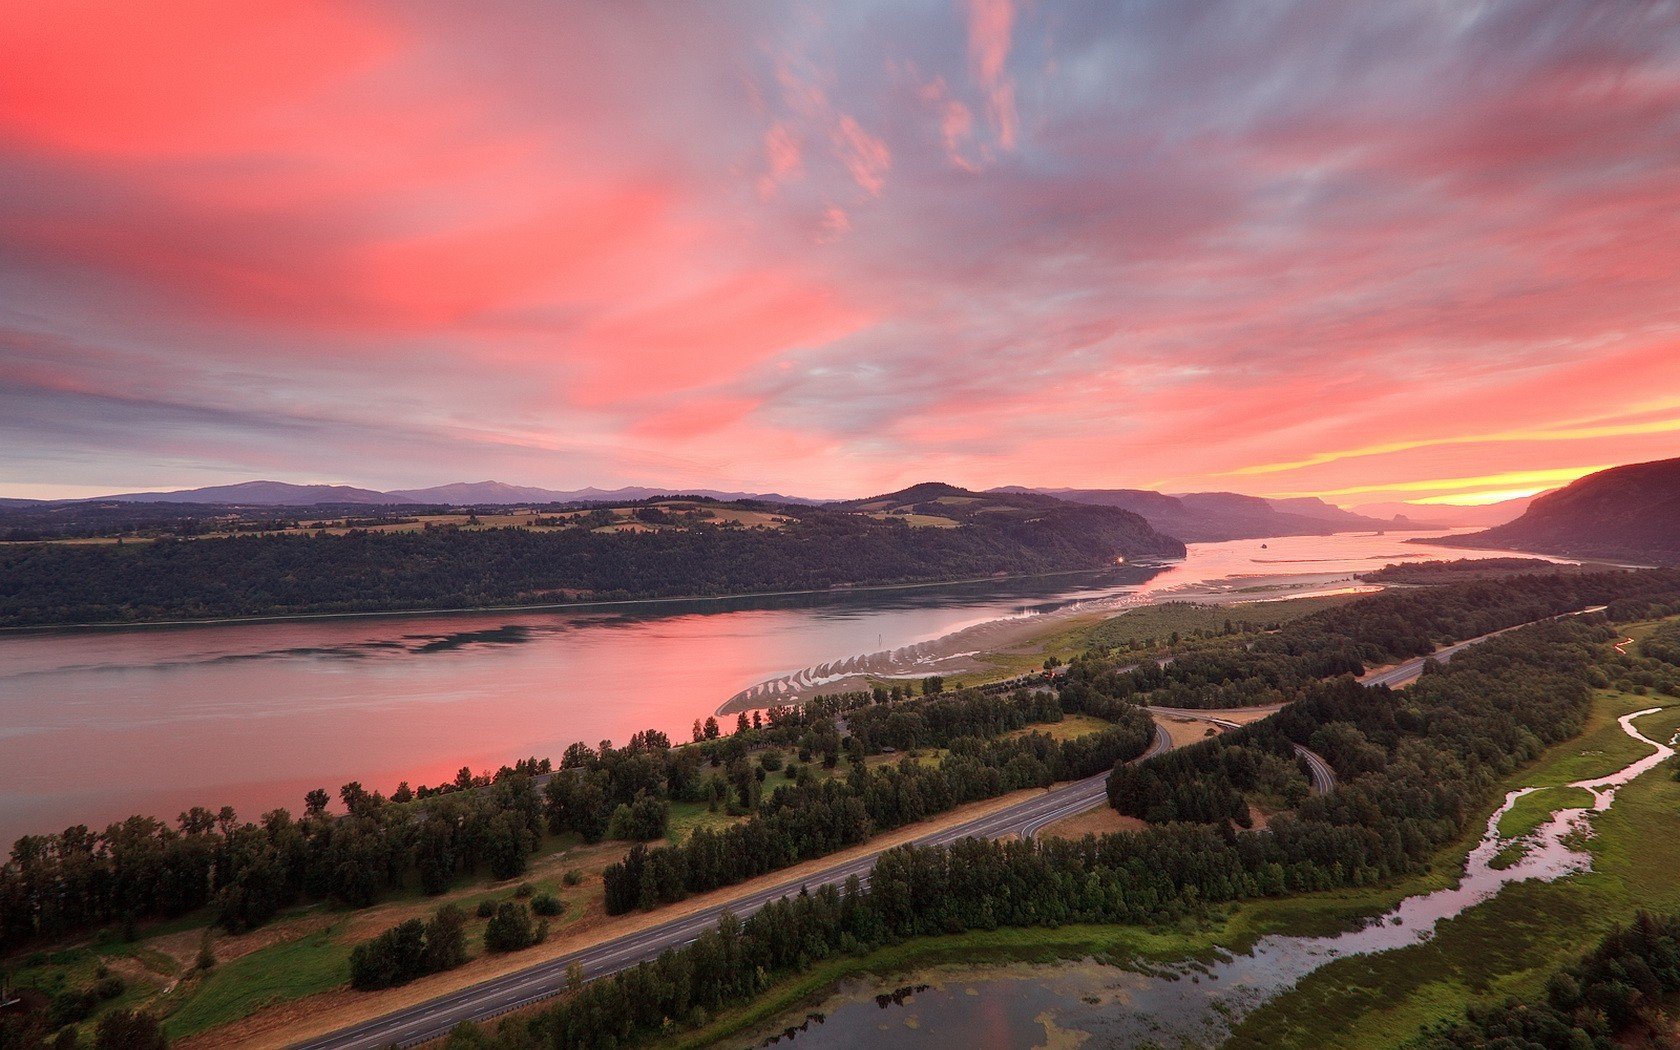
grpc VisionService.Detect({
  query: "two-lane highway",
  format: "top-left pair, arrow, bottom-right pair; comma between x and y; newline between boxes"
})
294,722 -> 1173,1049
1359,605 -> 1607,688
296,608 -> 1603,1049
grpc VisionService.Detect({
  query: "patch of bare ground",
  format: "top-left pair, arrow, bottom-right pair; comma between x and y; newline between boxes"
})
1244,802 -> 1279,832
190,786 -> 1048,1050
152,913 -> 338,971
1039,803 -> 1148,840
1161,717 -> 1224,748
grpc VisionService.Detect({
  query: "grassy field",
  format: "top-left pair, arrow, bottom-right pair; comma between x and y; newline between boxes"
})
164,927 -> 352,1039
648,678 -> 1680,1050
1497,785 -> 1595,839
1083,594 -> 1362,652
971,593 -> 1365,682
1226,688 -> 1680,1048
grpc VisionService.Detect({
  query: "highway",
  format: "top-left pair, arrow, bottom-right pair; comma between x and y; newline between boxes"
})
1143,705 -> 1338,795
1359,605 -> 1607,688
295,608 -> 1601,1048
293,723 -> 1173,1049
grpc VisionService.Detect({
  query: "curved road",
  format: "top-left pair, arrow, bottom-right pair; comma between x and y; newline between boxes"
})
295,608 -> 1601,1048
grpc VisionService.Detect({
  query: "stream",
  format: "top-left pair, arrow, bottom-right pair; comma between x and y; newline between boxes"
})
747,706 -> 1679,1048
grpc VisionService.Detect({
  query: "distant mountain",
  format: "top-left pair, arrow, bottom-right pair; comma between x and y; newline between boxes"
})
1352,495 -> 1540,529
993,486 -> 1402,542
1429,458 -> 1680,564
842,482 -> 1186,559
101,481 -> 390,505
386,481 -> 826,505
1266,495 -> 1405,529
85,479 -> 824,507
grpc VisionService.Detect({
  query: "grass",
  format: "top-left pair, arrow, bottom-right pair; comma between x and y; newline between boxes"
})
1225,688 -> 1680,1048
1084,595 -> 1362,652
654,681 -> 1680,1050
1496,786 -> 1595,840
1002,713 -> 1113,743
654,923 -> 1234,1050
1522,690 -> 1676,788
163,927 -> 352,1039
665,801 -> 745,845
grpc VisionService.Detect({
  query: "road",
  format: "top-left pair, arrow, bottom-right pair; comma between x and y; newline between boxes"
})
1143,705 -> 1338,795
293,722 -> 1173,1049
295,608 -> 1602,1048
1359,605 -> 1607,688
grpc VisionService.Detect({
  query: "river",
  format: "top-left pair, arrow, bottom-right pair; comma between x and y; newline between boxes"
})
743,696 -> 1679,1048
0,531 -> 1558,844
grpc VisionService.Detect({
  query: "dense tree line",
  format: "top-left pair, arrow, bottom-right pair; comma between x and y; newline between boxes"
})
0,681 -> 1118,952
600,709 -> 1155,913
349,903 -> 468,990
1106,619 -> 1613,884
0,498 -> 1181,627
0,774 -> 546,951
1066,568 -> 1680,711
1416,911 -> 1680,1048
454,608 -> 1659,1049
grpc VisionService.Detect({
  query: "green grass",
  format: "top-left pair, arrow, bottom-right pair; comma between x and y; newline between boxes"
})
971,595 -> 1363,682
655,683 -> 1679,1050
1084,596 -> 1362,652
665,800 -> 744,845
1523,690 -> 1676,788
1225,690 -> 1680,1048
164,927 -> 352,1039
1497,786 -> 1595,840
653,923 -> 1235,1049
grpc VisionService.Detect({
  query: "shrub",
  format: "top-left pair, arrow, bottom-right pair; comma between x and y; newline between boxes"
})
483,902 -> 538,953
530,893 -> 564,917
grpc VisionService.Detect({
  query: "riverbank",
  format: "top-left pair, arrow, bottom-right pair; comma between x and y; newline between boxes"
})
721,679 -> 1680,1050
717,575 -> 1378,712
0,565 -> 1170,635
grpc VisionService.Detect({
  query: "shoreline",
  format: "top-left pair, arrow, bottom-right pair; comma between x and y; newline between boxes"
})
0,563 -> 1175,637
716,571 -> 1382,713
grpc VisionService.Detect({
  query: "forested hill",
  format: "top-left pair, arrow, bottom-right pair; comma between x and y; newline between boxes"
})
0,491 -> 1184,627
1433,456 -> 1680,564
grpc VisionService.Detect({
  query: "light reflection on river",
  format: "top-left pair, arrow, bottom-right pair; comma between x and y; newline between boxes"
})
0,531 -> 1555,842
747,708 -> 1678,1049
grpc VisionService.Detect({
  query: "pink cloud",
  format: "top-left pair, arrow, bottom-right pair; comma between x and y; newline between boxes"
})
832,115 -> 892,196
757,122 -> 804,198
965,0 -> 1018,149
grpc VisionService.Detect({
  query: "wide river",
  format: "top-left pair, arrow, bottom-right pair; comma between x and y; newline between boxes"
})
0,531 -> 1554,843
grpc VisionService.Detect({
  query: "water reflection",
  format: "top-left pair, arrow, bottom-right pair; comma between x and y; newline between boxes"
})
0,532 -> 1564,843
748,708 -> 1679,1048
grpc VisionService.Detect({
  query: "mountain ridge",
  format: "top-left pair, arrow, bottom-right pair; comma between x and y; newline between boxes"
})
992,486 -> 1407,542
1429,458 -> 1680,564
81,480 -> 826,507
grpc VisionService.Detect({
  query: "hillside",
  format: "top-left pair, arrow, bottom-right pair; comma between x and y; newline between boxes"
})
91,479 -> 823,506
1431,457 -> 1680,564
993,486 -> 1402,541
1351,494 -> 1538,528
0,487 -> 1184,627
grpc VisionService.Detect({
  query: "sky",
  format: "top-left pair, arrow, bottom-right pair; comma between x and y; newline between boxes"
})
3,1 -> 1679,507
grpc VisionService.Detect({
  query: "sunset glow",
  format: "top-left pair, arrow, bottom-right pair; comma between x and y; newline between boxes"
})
4,2 -> 1679,504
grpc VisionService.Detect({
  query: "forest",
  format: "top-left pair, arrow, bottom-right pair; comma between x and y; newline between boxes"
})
447,609 -> 1669,1049
6,568 -> 1680,1048
1416,911 -> 1680,1047
0,496 -> 1181,627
